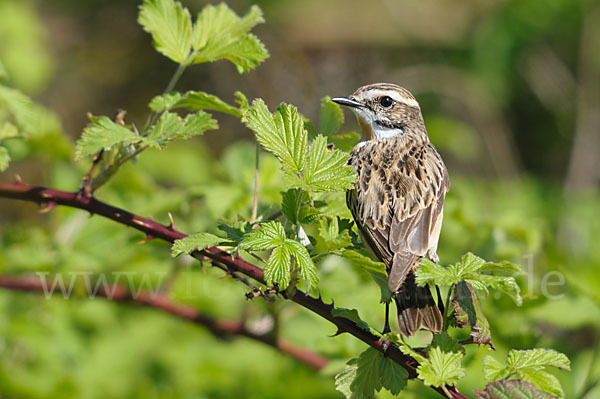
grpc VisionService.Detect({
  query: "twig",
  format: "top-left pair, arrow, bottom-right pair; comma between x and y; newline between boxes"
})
0,180 -> 467,399
0,274 -> 327,370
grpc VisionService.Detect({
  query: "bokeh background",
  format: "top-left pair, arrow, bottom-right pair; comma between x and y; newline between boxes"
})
0,0 -> 599,397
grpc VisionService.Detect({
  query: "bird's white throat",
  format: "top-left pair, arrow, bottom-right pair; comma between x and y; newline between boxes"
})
354,109 -> 404,140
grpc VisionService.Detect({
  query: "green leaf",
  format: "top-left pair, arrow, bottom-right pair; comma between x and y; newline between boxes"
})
191,4 -> 268,73
417,346 -> 465,387
340,249 -> 386,275
171,232 -> 224,257
316,217 -> 352,253
145,111 -> 217,148
303,135 -> 356,191
0,59 -> 6,79
507,349 -> 570,372
330,131 -> 361,152
331,307 -> 370,332
475,379 -> 555,399
281,188 -> 303,224
285,240 -> 318,290
298,204 -> 321,224
483,349 -> 570,398
318,96 -> 344,137
416,253 -> 522,305
350,348 -> 383,398
431,332 -> 462,353
0,122 -> 19,140
173,91 -> 241,117
264,244 -> 292,289
517,369 -> 564,398
379,356 -> 408,395
217,221 -> 250,242
0,145 -> 9,171
240,221 -> 286,250
335,358 -> 358,399
244,99 -> 307,174
75,116 -> 140,159
149,92 -> 182,112
138,0 -> 193,63
453,281 -> 494,348
0,84 -> 62,137
483,355 -> 507,382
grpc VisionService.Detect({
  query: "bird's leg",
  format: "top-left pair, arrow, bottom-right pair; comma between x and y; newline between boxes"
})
383,301 -> 391,334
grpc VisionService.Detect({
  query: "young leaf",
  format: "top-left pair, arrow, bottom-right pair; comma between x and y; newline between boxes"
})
191,4 -> 268,73
171,232 -> 225,257
453,281 -> 494,348
138,0 -> 193,63
149,92 -> 182,112
75,116 -> 140,159
318,96 -> 344,137
335,358 -> 358,399
315,217 -> 352,253
244,99 -> 306,174
264,244 -> 291,289
285,240 -> 318,290
146,111 -> 217,148
0,145 -> 9,171
173,91 -> 241,117
483,349 -> 570,398
281,188 -> 303,224
350,348 -> 383,398
240,221 -> 286,250
431,332 -> 462,353
303,135 -> 356,191
475,379 -> 555,399
340,249 -> 386,275
417,346 -> 465,387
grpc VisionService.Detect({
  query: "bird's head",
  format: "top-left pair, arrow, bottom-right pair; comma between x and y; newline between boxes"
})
332,83 -> 426,142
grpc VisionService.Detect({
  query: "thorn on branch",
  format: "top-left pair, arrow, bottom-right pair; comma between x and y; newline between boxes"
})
331,327 -> 347,337
14,174 -> 23,185
115,109 -> 127,126
167,212 -> 176,230
245,287 -> 277,302
39,201 -> 56,213
137,234 -> 155,244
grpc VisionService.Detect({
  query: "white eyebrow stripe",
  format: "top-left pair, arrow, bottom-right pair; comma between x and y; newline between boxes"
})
367,89 -> 420,108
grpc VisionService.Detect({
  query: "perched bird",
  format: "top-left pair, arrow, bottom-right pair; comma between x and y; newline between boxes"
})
332,83 -> 449,337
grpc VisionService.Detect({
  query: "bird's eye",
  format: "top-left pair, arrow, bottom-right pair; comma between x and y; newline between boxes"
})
379,96 -> 394,108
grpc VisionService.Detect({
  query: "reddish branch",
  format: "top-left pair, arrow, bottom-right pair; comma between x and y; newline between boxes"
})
0,181 -> 467,399
0,274 -> 327,370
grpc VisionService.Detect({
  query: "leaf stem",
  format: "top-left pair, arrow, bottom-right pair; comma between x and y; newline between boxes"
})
442,286 -> 454,331
251,143 -> 260,222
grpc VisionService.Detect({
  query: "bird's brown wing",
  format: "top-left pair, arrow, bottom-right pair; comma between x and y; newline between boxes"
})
347,140 -> 449,292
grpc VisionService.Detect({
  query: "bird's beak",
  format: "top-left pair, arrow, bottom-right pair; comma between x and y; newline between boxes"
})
332,96 -> 364,109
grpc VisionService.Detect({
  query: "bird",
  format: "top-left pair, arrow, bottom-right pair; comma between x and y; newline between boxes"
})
332,83 -> 449,337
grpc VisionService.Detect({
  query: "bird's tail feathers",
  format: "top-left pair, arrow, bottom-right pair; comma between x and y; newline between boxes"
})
394,273 -> 443,337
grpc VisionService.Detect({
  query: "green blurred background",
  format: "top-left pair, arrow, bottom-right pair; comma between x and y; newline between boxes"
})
0,0 -> 599,397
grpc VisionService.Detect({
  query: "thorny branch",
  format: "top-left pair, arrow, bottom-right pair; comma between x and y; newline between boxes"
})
0,275 -> 327,370
0,180 -> 467,399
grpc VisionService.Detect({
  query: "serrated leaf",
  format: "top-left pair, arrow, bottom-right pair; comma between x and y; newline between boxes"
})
171,232 -> 224,257
331,307 -> 370,332
191,4 -> 268,73
138,0 -> 193,63
517,369 -> 563,398
281,188 -> 303,224
75,116 -> 140,159
298,204 -> 321,224
431,332 -> 462,353
285,240 -> 318,290
330,131 -> 361,152
240,221 -> 286,250
453,281 -> 493,348
351,348 -> 383,398
417,346 -> 465,387
379,356 -> 408,395
244,99 -> 306,174
303,135 -> 356,191
173,90 -> 241,117
507,349 -> 570,372
149,92 -> 182,112
475,379 -> 555,399
146,111 -> 217,148
316,217 -> 352,252
264,244 -> 291,289
416,253 -> 522,305
217,221 -> 250,241
319,96 -> 344,137
483,355 -> 508,381
335,358 -> 358,399
0,145 -> 9,171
